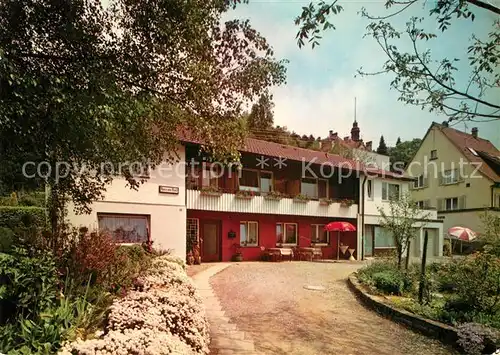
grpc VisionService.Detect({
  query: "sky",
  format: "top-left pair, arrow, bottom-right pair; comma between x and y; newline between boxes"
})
225,0 -> 500,148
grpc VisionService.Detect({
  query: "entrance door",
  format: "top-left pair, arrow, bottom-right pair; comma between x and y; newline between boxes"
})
201,220 -> 220,262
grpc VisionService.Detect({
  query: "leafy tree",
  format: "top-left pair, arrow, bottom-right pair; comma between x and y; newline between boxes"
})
378,192 -> 430,269
389,138 -> 422,171
376,135 -> 388,155
396,137 -> 402,146
295,0 -> 500,123
247,93 -> 275,130
0,0 -> 286,234
480,211 -> 500,256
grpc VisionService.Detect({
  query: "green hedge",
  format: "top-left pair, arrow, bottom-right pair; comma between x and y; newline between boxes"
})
0,206 -> 47,231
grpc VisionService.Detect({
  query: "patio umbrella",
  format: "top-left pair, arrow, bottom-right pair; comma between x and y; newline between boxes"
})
448,226 -> 477,242
324,222 -> 356,260
448,226 -> 477,254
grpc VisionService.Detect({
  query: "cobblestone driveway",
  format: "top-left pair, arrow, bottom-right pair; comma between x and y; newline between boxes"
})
210,262 -> 457,355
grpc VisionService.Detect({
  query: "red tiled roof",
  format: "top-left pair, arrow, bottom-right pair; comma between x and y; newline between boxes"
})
436,123 -> 500,182
179,129 -> 410,180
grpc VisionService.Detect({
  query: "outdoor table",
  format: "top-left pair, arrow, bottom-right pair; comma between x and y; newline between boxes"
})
266,247 -> 293,262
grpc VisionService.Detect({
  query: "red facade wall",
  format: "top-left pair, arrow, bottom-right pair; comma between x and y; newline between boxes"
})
187,210 -> 357,262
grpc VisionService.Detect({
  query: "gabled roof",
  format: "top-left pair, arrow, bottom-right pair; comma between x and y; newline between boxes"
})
179,129 -> 411,181
434,122 -> 500,182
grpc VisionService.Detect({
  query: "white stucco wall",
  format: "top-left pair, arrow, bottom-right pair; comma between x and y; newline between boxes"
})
67,146 -> 187,258
359,176 -> 443,259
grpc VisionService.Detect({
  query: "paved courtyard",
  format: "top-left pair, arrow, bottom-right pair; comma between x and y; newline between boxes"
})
209,262 -> 457,355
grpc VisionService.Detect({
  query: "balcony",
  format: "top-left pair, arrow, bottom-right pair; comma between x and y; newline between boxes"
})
186,189 -> 358,218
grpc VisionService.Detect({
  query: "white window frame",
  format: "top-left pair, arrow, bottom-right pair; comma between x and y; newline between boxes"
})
240,221 -> 259,247
276,222 -> 298,246
97,213 -> 150,244
442,169 -> 460,185
445,197 -> 459,211
382,182 -> 400,201
201,164 -> 219,188
414,175 -> 425,189
311,224 -> 329,245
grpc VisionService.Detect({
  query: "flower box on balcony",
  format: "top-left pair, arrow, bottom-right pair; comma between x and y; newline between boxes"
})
263,191 -> 284,201
338,199 -> 355,208
200,187 -> 223,197
319,198 -> 333,206
293,194 -> 310,203
235,190 -> 255,200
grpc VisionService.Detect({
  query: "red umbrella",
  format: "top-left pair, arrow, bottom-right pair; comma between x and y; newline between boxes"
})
324,222 -> 356,260
448,226 -> 477,242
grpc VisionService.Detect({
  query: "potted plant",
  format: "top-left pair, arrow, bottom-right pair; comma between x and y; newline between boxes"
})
319,197 -> 333,206
232,244 -> 243,262
293,194 -> 310,203
235,190 -> 255,200
186,251 -> 195,265
339,198 -> 354,207
264,190 -> 284,201
200,185 -> 222,196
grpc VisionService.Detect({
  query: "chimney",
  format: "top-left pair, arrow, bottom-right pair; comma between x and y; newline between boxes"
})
471,127 -> 478,138
366,141 -> 372,151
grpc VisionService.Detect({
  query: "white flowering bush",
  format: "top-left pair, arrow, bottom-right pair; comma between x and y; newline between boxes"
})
108,289 -> 208,352
59,328 -> 196,355
59,254 -> 209,355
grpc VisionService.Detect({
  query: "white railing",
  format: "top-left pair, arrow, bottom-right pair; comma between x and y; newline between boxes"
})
186,190 -> 358,218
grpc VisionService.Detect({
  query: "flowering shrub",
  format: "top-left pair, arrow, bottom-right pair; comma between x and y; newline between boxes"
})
59,254 -> 209,354
457,322 -> 500,355
59,328 -> 195,355
108,289 -> 208,352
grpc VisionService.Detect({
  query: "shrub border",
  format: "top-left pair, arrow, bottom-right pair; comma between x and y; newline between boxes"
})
347,272 -> 459,347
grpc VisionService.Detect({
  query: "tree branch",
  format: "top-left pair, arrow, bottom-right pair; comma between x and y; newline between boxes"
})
466,0 -> 500,15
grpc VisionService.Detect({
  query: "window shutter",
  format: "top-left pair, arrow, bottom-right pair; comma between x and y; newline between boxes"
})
423,176 -> 429,188
438,174 -> 444,185
459,195 -> 466,209
423,200 -> 431,209
437,198 -> 444,211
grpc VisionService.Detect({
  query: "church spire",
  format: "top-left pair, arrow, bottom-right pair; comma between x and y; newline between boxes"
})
351,97 -> 360,142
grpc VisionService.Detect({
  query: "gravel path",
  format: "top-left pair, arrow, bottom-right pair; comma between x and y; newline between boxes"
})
211,262 -> 457,355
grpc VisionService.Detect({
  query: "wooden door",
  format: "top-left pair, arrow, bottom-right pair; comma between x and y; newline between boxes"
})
201,220 -> 220,262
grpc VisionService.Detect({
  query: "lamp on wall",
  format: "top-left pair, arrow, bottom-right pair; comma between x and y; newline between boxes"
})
228,230 -> 236,239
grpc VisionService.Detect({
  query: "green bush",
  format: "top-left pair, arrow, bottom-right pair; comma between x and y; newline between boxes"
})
0,227 -> 14,252
0,246 -> 59,324
0,206 -> 47,235
372,271 -> 405,295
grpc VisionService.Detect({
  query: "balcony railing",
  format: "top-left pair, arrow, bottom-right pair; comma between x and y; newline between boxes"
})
186,188 -> 358,218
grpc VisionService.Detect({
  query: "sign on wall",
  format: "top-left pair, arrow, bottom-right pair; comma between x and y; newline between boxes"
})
159,185 -> 179,195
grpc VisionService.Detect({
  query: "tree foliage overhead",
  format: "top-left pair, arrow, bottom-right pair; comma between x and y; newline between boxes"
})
0,0 -> 286,215
295,0 -> 500,123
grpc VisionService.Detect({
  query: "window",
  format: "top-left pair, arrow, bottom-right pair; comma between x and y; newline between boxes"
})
98,214 -> 149,243
414,175 -> 425,189
382,182 -> 400,201
240,221 -> 258,246
260,171 -> 272,193
367,180 -> 373,200
276,223 -> 297,245
186,218 -> 199,247
311,224 -> 329,244
201,164 -> 219,188
415,200 -> 430,209
374,226 -> 395,248
301,177 -> 317,198
445,197 -> 459,211
299,177 -> 328,199
239,169 -> 273,193
318,179 -> 328,199
441,169 -> 460,185
430,150 -> 437,160
495,193 -> 500,208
